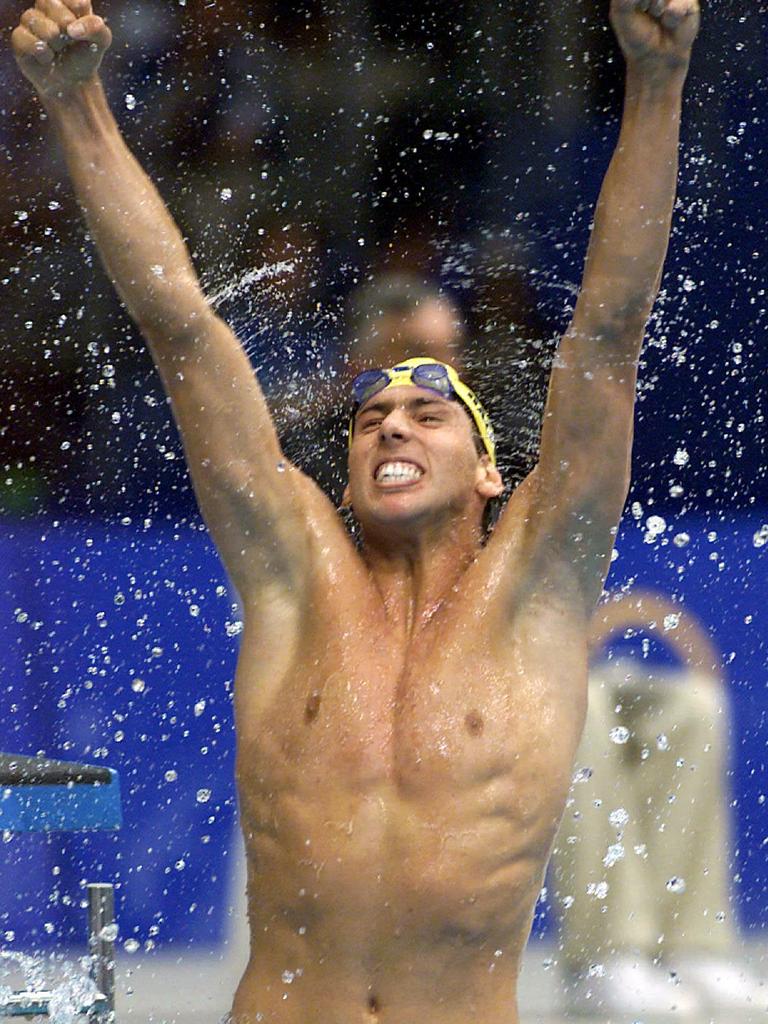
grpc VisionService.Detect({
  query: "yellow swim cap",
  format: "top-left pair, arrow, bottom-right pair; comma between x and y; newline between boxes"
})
349,357 -> 496,465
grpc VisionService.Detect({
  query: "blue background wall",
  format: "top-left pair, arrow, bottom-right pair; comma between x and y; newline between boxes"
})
0,510 -> 766,949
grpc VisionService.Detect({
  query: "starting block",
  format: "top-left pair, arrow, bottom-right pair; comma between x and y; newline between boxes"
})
0,754 -> 121,833
0,754 -> 122,1020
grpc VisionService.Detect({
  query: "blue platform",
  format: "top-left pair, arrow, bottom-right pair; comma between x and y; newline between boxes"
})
0,755 -> 122,833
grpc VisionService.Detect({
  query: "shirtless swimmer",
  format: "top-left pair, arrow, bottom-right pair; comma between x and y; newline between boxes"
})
11,1 -> 699,1020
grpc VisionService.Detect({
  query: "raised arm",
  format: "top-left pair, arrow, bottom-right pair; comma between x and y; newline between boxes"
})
519,1 -> 700,613
12,0 -> 321,601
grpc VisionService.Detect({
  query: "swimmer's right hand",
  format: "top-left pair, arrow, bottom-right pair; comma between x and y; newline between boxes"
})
12,0 -> 111,99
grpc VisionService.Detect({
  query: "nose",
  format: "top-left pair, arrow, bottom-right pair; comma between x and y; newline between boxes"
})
379,407 -> 412,444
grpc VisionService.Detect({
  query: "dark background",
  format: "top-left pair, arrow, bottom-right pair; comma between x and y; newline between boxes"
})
1,0 -> 766,520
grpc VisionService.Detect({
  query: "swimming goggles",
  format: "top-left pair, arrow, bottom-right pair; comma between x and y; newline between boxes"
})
349,357 -> 496,465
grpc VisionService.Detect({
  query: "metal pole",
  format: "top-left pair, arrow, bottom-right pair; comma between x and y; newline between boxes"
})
87,883 -> 116,1021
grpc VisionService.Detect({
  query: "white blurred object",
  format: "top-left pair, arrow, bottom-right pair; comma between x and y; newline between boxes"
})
564,954 -> 701,1018
672,954 -> 767,1013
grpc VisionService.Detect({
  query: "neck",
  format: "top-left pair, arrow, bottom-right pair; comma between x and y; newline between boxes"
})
361,515 -> 483,638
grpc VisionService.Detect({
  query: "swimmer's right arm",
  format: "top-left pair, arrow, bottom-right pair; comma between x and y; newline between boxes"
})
12,0 -> 316,600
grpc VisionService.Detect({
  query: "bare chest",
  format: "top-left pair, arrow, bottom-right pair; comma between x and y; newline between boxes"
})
235,598 -> 585,812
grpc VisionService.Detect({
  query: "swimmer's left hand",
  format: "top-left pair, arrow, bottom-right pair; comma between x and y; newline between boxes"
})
610,0 -> 700,77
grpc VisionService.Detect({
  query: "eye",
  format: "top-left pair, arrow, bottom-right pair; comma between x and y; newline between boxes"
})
360,416 -> 383,431
419,413 -> 442,424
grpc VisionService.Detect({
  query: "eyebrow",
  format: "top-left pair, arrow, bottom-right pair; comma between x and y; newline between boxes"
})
355,395 -> 451,420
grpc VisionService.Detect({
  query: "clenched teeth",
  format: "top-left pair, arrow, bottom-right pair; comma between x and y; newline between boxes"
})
375,461 -> 423,483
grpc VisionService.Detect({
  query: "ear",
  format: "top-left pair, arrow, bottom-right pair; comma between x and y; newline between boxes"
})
475,457 -> 504,499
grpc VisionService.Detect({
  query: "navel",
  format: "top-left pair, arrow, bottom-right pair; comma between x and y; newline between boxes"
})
367,994 -> 380,1015
304,692 -> 321,723
464,709 -> 484,736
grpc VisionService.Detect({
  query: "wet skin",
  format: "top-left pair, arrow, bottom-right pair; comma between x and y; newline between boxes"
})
229,390 -> 588,1024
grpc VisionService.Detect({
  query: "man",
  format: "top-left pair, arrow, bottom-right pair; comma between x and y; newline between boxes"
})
12,1 -> 699,1021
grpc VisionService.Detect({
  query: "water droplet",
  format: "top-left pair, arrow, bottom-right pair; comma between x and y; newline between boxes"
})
125,94 -> 136,110
603,843 -> 625,867
586,881 -> 609,900
220,188 -> 233,202
608,807 -> 629,829
663,613 -> 679,631
673,531 -> 690,548
645,514 -> 667,536
572,766 -> 593,784
282,970 -> 295,984
124,938 -> 140,953
164,770 -> 178,783
657,733 -> 670,751
196,789 -> 211,803
99,923 -> 119,942
131,678 -> 145,693
673,448 -> 690,467
666,876 -> 686,894
193,700 -> 206,717
609,726 -> 630,745
752,524 -> 768,548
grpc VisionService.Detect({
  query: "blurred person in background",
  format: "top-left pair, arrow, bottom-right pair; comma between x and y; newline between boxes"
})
553,588 -> 765,1017
281,270 -> 466,504
12,1 -> 701,1022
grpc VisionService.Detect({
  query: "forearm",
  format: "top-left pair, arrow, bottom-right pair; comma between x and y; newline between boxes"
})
571,68 -> 686,342
42,77 -> 208,339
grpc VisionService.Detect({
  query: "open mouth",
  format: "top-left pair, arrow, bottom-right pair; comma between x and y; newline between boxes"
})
374,460 -> 424,486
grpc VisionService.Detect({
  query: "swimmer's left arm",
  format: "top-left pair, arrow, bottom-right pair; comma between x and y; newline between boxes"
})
520,0 -> 700,613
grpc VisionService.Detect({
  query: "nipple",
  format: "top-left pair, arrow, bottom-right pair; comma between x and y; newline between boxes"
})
304,692 -> 321,723
464,710 -> 484,736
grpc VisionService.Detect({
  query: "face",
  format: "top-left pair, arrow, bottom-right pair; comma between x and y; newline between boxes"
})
344,386 -> 502,537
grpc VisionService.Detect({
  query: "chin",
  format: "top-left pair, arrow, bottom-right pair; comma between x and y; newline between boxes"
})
364,489 -> 461,536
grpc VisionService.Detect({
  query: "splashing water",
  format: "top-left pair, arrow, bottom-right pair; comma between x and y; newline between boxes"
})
0,951 -> 100,1024
205,260 -> 297,310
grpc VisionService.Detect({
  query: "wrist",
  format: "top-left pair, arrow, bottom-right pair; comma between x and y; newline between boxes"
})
40,75 -> 103,115
40,77 -> 112,140
625,60 -> 689,101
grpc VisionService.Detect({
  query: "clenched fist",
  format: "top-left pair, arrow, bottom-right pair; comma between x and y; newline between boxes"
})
12,0 -> 111,99
611,0 -> 700,75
